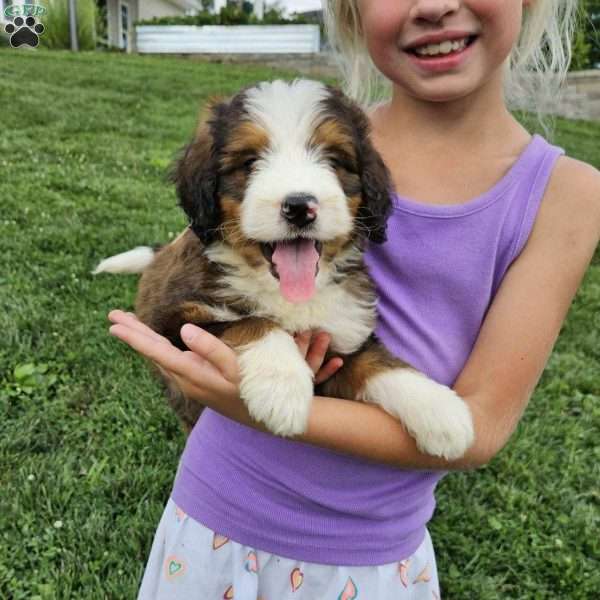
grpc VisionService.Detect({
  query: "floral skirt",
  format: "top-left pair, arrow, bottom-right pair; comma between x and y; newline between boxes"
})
137,498 -> 441,600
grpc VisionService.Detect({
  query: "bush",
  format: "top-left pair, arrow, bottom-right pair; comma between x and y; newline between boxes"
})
95,0 -> 108,48
39,0 -> 96,50
585,0 -> 600,67
0,27 -> 9,47
572,0 -> 600,70
136,6 -> 311,27
571,28 -> 592,71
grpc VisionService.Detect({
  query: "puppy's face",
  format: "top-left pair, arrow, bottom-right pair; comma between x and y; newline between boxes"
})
172,79 -> 392,303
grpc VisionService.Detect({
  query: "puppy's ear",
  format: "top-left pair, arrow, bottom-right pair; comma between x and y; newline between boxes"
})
325,86 -> 393,245
170,100 -> 222,245
355,134 -> 393,244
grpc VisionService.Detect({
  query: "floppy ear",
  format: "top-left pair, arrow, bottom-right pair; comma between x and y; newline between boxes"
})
351,102 -> 394,245
170,103 -> 222,245
325,86 -> 393,245
355,133 -> 394,244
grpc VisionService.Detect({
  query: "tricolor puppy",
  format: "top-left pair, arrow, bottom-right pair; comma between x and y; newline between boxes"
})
96,79 -> 474,460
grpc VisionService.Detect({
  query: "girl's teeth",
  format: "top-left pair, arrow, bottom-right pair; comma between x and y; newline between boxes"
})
414,38 -> 468,57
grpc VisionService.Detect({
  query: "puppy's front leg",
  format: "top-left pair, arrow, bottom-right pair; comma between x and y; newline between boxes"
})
221,319 -> 314,437
318,336 -> 474,460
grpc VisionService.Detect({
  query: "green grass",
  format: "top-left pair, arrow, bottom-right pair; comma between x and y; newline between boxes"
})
0,49 -> 598,599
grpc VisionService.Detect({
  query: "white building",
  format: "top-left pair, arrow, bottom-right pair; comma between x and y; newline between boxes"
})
104,0 -> 204,51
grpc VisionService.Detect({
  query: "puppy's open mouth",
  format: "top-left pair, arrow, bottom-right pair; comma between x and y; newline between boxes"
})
260,239 -> 323,304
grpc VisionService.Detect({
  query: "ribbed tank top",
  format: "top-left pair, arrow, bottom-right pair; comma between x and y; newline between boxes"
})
171,134 -> 565,566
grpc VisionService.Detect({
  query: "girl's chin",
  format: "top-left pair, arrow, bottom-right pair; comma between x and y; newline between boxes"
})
393,78 -> 483,104
390,67 -> 498,103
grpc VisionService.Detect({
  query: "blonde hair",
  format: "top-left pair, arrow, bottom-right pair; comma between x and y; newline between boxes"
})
323,0 -> 579,132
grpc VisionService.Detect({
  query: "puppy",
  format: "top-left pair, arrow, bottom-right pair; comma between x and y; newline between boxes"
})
96,79 -> 474,460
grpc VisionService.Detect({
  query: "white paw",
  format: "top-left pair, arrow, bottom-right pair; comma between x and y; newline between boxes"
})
358,369 -> 474,460
236,329 -> 314,437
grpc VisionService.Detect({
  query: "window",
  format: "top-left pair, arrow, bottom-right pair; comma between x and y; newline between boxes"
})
120,2 -> 129,51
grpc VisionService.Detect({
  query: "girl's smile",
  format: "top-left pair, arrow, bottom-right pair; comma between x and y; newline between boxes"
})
403,32 -> 479,74
358,0 -> 528,102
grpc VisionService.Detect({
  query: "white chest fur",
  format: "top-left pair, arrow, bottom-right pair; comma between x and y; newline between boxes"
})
205,244 -> 377,355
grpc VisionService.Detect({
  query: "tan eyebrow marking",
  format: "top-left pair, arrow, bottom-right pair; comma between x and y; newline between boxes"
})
309,118 -> 357,168
224,121 -> 270,155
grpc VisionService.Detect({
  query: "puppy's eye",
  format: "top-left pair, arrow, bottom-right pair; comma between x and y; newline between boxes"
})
243,157 -> 258,173
328,154 -> 357,174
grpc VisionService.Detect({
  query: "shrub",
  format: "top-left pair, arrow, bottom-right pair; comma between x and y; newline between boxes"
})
585,0 -> 600,67
572,0 -> 600,70
39,0 -> 96,50
136,5 -> 311,27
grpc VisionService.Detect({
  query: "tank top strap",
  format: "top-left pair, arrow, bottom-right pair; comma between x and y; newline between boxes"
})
507,135 -> 565,265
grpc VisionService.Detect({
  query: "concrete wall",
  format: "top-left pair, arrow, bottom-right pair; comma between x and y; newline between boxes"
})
195,53 -> 600,122
559,70 -> 600,121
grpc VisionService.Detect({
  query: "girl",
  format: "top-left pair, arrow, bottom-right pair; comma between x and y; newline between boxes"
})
109,1 -> 600,598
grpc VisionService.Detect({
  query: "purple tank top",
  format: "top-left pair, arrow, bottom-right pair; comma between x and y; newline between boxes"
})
171,134 -> 564,566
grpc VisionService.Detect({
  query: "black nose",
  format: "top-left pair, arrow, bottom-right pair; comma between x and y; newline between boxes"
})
281,193 -> 318,228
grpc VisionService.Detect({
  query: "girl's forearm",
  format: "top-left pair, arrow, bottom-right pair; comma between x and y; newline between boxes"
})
297,395 -> 488,471
213,390 -> 490,471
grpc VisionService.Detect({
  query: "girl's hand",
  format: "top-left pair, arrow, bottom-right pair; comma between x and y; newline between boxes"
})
107,312 -> 343,411
293,330 -> 344,385
108,310 -> 240,411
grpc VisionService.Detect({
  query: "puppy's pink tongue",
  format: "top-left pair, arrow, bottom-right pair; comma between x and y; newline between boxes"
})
272,239 -> 319,303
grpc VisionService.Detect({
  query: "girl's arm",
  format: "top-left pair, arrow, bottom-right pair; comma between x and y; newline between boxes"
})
109,158 -> 600,471
298,157 -> 600,470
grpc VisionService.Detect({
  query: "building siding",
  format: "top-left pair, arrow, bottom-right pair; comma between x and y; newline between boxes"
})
136,24 -> 320,54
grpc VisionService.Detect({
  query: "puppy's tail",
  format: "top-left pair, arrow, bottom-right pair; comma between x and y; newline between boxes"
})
92,246 -> 159,275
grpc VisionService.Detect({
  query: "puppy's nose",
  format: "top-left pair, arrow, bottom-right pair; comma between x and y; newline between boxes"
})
281,193 -> 318,228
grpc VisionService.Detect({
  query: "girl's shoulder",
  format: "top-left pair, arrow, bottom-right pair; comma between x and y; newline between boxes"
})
542,155 -> 600,235
517,153 -> 600,300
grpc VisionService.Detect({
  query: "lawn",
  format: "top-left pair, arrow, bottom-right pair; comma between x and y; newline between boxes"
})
0,49 -> 598,600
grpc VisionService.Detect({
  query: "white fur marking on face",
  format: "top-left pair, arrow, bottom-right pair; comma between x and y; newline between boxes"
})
358,369 -> 475,460
240,80 -> 353,242
237,328 -> 314,436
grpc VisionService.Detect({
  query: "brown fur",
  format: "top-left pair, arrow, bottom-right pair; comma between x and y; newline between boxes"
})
133,81 -> 421,433
317,338 -> 410,401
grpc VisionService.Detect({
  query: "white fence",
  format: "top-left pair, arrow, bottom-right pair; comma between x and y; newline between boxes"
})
136,25 -> 320,54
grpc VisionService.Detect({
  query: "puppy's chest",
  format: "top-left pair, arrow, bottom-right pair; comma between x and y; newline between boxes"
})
220,273 -> 376,355
264,287 -> 375,354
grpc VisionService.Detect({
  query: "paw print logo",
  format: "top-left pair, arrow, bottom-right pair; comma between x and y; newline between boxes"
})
5,16 -> 45,48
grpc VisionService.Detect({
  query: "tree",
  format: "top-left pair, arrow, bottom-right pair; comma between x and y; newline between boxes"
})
585,0 -> 600,67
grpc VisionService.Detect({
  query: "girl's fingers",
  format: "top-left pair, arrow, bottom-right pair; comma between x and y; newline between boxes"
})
109,323 -> 224,392
293,330 -> 312,358
180,324 -> 241,385
315,357 -> 344,386
108,310 -> 171,345
182,350 -> 224,379
110,322 -> 186,372
294,330 -> 344,382
305,331 -> 331,373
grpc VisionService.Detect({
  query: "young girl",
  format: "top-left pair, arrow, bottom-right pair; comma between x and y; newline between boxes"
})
109,1 -> 599,598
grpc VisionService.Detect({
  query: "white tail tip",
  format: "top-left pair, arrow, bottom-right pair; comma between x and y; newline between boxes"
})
92,246 -> 155,275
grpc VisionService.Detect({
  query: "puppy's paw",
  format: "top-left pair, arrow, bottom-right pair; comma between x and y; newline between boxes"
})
237,329 -> 314,437
358,369 -> 474,460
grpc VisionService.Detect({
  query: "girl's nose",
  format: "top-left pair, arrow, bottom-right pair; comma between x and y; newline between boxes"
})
410,0 -> 460,23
